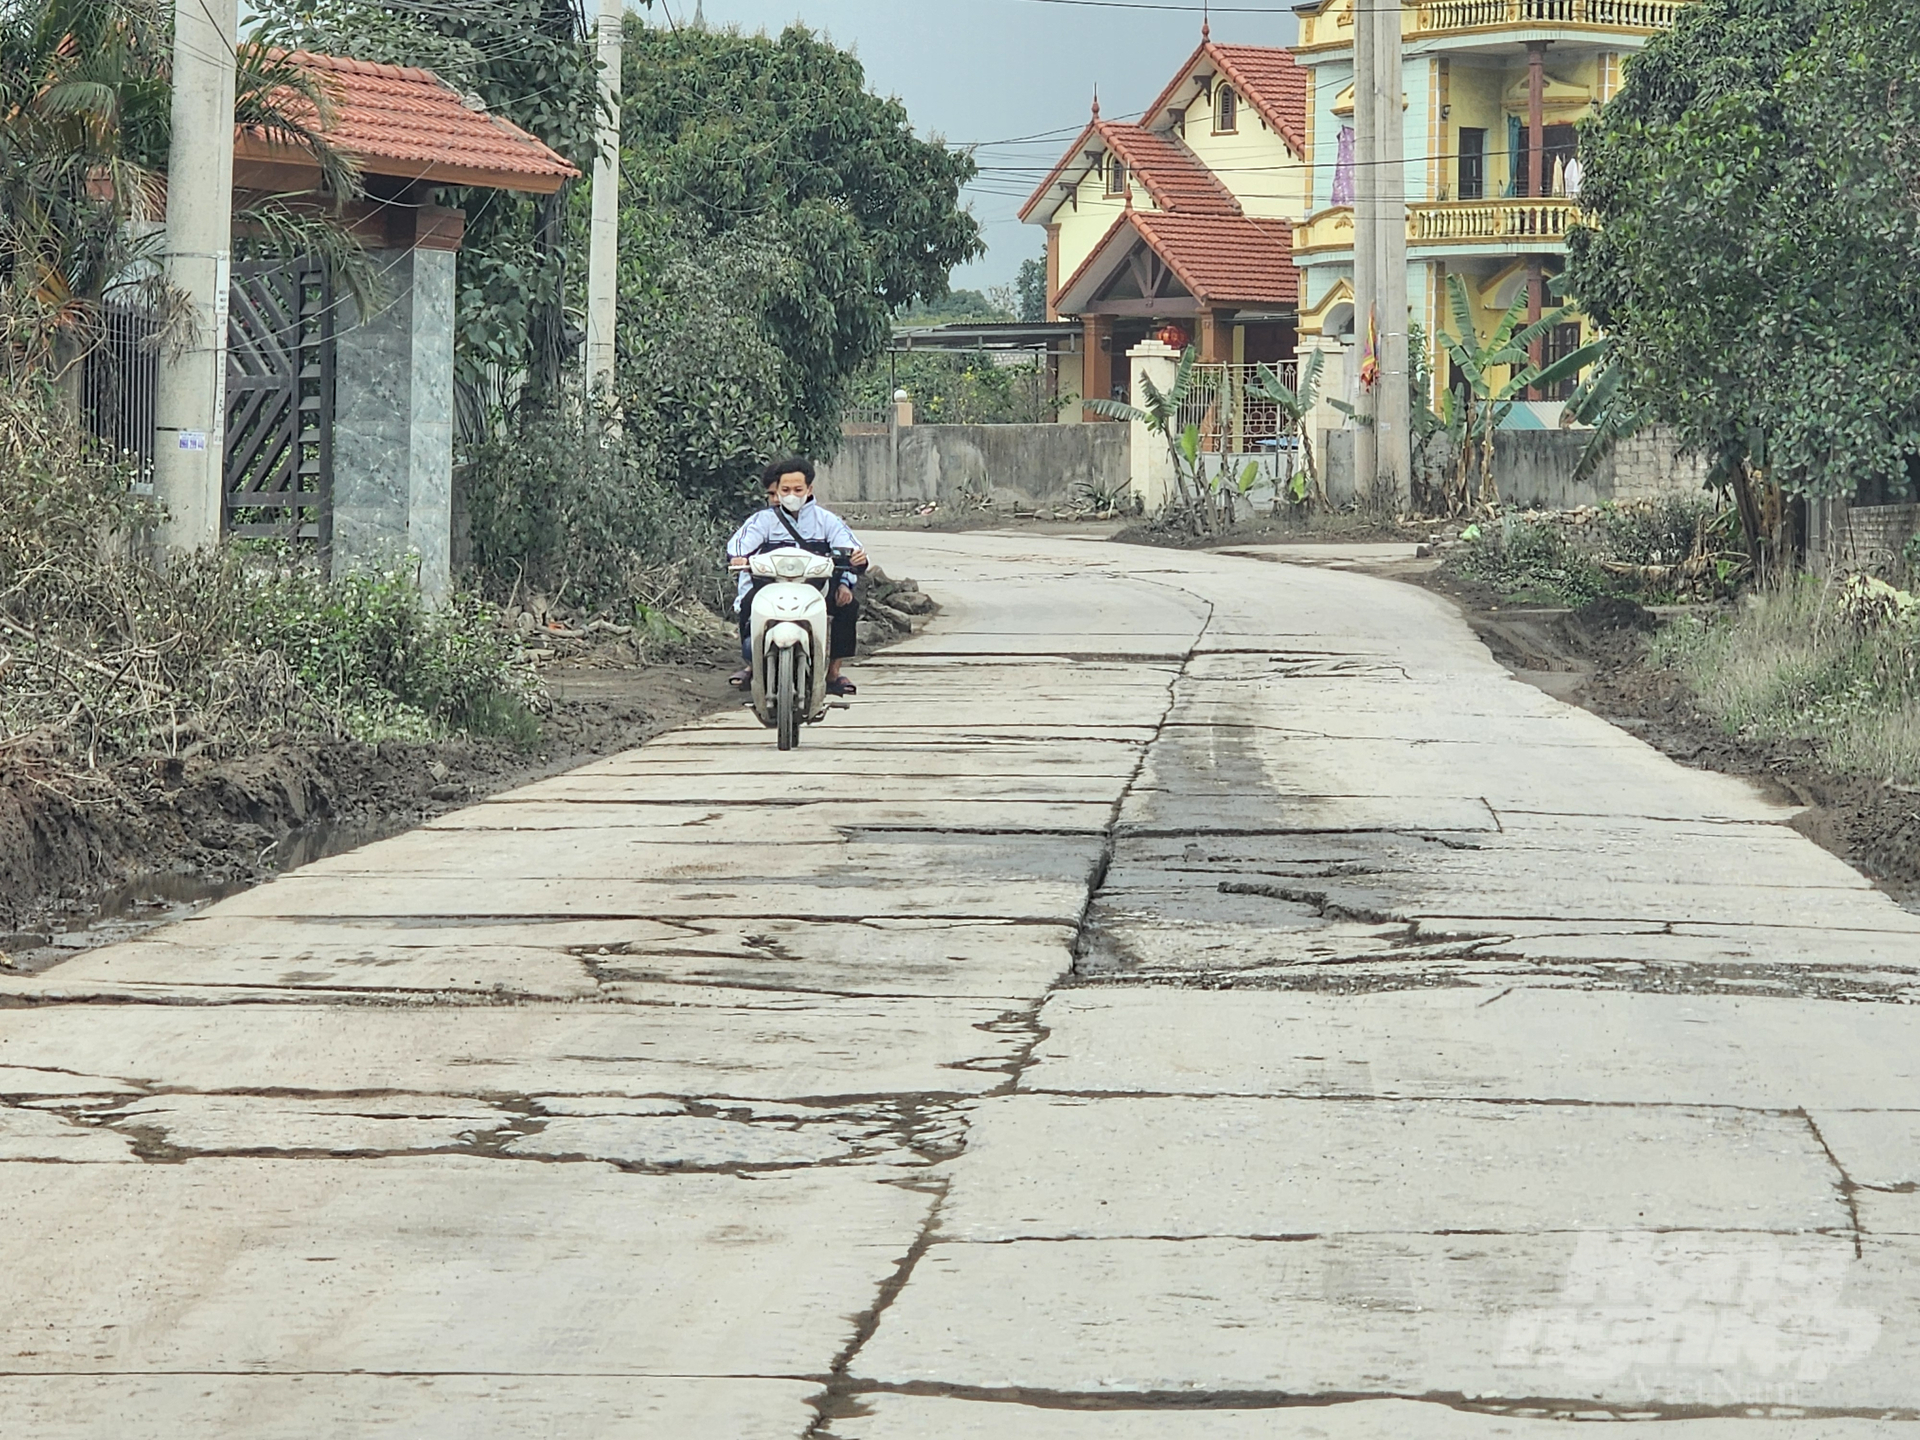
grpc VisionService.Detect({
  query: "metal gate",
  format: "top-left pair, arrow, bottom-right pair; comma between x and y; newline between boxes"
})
224,258 -> 334,547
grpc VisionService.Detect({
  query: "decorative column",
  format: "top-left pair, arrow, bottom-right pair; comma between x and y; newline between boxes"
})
1082,314 -> 1116,422
1127,338 -> 1180,512
332,236 -> 457,600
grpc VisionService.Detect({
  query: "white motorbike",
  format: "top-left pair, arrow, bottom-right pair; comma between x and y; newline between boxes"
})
745,546 -> 840,750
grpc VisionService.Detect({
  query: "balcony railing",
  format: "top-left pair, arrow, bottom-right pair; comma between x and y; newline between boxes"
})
1410,198 -> 1580,244
1295,200 -> 1581,256
1417,0 -> 1682,35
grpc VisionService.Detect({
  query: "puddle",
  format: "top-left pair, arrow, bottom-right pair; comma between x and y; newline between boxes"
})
2,815 -> 412,974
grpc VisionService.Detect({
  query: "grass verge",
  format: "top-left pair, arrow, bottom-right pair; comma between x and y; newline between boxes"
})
1652,577 -> 1920,786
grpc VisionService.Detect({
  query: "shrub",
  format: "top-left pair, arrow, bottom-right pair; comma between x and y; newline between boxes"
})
1451,517 -> 1609,606
0,386 -> 538,767
462,409 -> 726,617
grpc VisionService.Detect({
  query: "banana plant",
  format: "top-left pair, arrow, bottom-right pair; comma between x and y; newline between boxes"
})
1438,272 -> 1605,514
1087,346 -> 1216,534
1556,337 -> 1646,486
1247,350 -> 1326,510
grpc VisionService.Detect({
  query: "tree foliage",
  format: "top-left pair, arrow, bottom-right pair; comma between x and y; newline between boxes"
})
1568,0 -> 1920,502
1015,257 -> 1047,324
616,22 -> 981,470
2,0 -> 364,377
261,0 -> 609,401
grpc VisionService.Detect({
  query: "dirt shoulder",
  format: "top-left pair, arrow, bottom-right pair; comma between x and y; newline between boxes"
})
0,571 -> 935,965
1405,561 -> 1920,910
0,645 -> 741,964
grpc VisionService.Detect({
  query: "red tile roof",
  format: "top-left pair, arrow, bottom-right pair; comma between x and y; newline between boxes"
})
1102,123 -> 1238,216
1055,209 -> 1298,311
238,52 -> 579,194
1019,116 -> 1236,223
1133,211 -> 1298,306
1140,39 -> 1309,157
1209,45 -> 1309,156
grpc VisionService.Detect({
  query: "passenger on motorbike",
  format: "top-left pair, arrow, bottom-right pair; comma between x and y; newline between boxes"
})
727,457 -> 869,696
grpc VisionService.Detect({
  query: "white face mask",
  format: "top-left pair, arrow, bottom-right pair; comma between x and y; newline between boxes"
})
779,493 -> 807,514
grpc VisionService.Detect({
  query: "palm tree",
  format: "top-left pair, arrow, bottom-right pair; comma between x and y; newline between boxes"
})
0,0 -> 365,387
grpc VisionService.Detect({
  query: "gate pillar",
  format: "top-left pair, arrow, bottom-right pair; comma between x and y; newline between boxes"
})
332,245 -> 456,600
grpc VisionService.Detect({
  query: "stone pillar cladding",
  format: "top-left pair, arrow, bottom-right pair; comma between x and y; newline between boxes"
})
332,247 -> 456,600
1128,339 -> 1180,512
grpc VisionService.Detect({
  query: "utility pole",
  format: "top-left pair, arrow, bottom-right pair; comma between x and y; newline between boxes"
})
584,0 -> 623,408
1374,0 -> 1411,512
1350,0 -> 1377,503
153,0 -> 238,553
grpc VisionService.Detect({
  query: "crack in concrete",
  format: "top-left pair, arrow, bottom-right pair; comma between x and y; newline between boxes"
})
823,1380 -> 1920,1422
801,593 -> 1216,1437
1800,1109 -> 1867,1259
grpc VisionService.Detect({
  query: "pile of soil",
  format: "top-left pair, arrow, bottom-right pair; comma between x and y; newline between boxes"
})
0,646 -> 743,951
1420,572 -> 1920,908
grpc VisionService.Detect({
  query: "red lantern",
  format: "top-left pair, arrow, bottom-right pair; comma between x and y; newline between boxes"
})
1156,323 -> 1191,350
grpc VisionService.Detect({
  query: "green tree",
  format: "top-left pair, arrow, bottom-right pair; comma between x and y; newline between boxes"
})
1015,256 -> 1047,323
2,0 -> 363,384
1567,0 -> 1920,557
618,22 -> 981,472
261,0 -> 609,407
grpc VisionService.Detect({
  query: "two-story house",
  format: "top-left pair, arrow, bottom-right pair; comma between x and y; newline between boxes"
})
1020,27 -> 1312,420
1289,0 -> 1684,445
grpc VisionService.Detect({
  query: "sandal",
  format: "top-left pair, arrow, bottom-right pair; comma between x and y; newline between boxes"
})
728,668 -> 751,690
826,676 -> 858,697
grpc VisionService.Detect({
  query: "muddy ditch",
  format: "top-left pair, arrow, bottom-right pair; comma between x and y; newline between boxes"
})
0,571 -> 934,966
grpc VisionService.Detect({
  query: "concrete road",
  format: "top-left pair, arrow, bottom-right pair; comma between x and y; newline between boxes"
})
5,532 -> 1920,1438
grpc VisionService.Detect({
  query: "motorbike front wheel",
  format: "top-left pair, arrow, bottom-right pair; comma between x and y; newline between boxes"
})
774,645 -> 805,751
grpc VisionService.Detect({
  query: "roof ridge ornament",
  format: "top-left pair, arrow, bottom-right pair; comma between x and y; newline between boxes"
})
1092,87 -> 1101,119
1202,2 -> 1210,41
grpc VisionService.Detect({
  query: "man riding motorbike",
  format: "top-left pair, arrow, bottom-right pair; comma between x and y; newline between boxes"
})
727,458 -> 869,696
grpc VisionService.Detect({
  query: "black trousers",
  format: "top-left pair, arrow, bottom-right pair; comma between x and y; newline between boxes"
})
739,583 -> 860,662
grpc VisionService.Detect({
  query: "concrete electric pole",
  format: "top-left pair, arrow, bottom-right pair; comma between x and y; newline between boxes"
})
153,0 -> 239,553
584,0 -> 623,408
1350,0 -> 1377,502
1373,0 -> 1412,512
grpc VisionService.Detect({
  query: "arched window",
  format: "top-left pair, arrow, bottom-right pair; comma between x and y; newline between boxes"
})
1214,84 -> 1239,134
1106,154 -> 1128,196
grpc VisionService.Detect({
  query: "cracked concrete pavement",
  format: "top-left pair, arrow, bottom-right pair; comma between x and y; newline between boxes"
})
5,531 -> 1920,1436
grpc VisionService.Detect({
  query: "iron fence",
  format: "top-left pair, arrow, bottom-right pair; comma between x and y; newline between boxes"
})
80,302 -> 161,489
1176,362 -> 1302,454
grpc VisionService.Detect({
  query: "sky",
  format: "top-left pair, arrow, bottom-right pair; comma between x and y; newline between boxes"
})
651,0 -> 1300,291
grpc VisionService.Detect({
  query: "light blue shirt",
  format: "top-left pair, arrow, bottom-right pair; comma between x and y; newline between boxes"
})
726,500 -> 863,606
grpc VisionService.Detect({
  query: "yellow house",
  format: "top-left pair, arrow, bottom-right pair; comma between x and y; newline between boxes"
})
1021,26 -> 1313,420
1289,0 -> 1685,441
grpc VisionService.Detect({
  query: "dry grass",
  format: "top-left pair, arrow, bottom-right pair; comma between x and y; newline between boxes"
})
1652,578 -> 1920,784
0,385 -> 540,783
